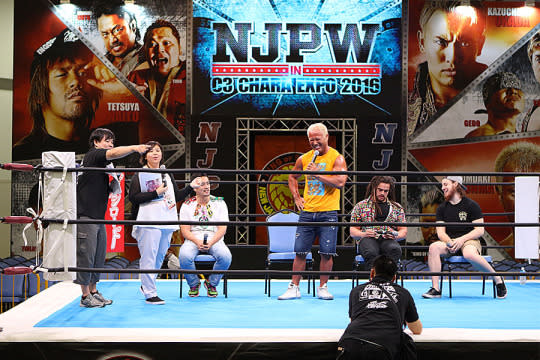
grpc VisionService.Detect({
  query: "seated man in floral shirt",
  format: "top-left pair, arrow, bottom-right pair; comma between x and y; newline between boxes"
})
350,176 -> 407,269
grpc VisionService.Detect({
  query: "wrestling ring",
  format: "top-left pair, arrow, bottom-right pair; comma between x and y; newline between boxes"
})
0,160 -> 539,360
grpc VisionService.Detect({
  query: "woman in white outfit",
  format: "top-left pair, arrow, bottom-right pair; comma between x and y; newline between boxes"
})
129,141 -> 200,304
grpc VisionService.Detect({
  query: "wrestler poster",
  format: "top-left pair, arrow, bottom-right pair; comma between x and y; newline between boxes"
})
13,0 -> 188,164
11,0 -> 187,257
407,1 -> 540,260
408,0 -> 540,140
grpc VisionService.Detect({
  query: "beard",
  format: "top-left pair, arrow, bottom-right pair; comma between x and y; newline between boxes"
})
443,187 -> 456,201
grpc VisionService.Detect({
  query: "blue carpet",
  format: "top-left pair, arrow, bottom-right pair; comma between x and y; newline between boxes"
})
35,280 -> 540,329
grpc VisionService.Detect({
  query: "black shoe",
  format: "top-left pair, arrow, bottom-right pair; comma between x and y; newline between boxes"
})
422,287 -> 441,298
495,281 -> 507,299
145,296 -> 165,305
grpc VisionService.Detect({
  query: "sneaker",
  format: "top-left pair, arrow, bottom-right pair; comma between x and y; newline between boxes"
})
496,281 -> 507,299
422,287 -> 442,299
188,282 -> 201,297
91,291 -> 113,305
80,293 -> 105,308
145,296 -> 165,305
277,282 -> 301,300
204,279 -> 218,298
317,284 -> 334,300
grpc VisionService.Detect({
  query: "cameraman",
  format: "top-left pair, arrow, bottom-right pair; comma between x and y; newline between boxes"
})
350,176 -> 407,269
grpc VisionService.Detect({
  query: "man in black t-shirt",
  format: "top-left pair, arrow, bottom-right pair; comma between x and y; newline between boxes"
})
422,176 -> 507,299
75,128 -> 149,308
338,255 -> 422,360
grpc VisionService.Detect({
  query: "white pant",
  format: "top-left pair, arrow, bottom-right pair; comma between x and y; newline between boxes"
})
135,227 -> 174,299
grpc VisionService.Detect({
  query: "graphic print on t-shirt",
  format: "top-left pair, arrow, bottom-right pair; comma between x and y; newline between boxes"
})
360,283 -> 398,309
307,162 -> 326,196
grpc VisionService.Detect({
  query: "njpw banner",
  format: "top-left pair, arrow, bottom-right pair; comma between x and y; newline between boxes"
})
191,0 -> 404,229
407,1 -> 540,259
192,0 -> 403,118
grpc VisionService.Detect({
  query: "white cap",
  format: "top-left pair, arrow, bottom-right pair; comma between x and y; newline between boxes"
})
444,176 -> 467,191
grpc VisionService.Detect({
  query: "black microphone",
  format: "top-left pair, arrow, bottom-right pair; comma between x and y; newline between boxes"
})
203,234 -> 208,245
160,164 -> 167,187
310,150 -> 319,164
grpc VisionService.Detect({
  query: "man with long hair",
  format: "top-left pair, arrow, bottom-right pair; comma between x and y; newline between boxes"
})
422,176 -> 507,299
13,28 -> 102,161
350,176 -> 407,270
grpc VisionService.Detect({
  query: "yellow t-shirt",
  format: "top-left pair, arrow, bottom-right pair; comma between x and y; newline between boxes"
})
301,147 -> 341,212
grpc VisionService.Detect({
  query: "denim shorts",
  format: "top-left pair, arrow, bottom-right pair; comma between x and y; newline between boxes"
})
294,210 -> 338,256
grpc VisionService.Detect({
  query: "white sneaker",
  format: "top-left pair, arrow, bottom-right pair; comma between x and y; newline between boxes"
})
317,284 -> 334,300
277,282 -> 301,300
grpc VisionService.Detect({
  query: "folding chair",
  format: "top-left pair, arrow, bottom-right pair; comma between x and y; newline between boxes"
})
440,255 -> 495,298
179,254 -> 228,298
352,241 -> 404,289
351,244 -> 365,288
265,210 -> 314,297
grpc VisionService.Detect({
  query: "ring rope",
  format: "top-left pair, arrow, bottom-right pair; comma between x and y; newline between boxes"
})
3,163 -> 540,178
1,216 -> 537,228
36,267 -> 537,278
35,218 -> 540,228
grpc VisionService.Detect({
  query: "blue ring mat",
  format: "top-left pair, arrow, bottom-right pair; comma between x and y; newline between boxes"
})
35,280 -> 540,330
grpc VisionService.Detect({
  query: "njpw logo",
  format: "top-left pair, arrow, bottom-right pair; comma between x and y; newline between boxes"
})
257,152 -> 301,214
210,21 -> 390,96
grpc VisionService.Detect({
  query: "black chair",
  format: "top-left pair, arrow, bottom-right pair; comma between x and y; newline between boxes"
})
179,254 -> 228,298
352,241 -> 404,289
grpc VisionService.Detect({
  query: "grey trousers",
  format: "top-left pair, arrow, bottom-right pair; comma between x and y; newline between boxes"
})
74,219 -> 107,285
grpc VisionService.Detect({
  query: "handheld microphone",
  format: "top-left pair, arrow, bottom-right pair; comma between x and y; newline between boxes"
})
310,150 -> 319,164
160,164 -> 167,187
203,234 -> 208,245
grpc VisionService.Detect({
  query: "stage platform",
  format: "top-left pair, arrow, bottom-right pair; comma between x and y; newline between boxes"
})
0,279 -> 539,359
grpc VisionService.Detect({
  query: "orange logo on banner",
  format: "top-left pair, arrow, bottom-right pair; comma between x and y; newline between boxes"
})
106,173 -> 124,252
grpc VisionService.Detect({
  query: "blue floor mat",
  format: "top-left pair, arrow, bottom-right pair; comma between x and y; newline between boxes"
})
35,280 -> 540,329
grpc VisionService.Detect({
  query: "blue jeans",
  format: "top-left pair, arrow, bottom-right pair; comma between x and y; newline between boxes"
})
295,210 -> 338,256
178,239 -> 232,287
